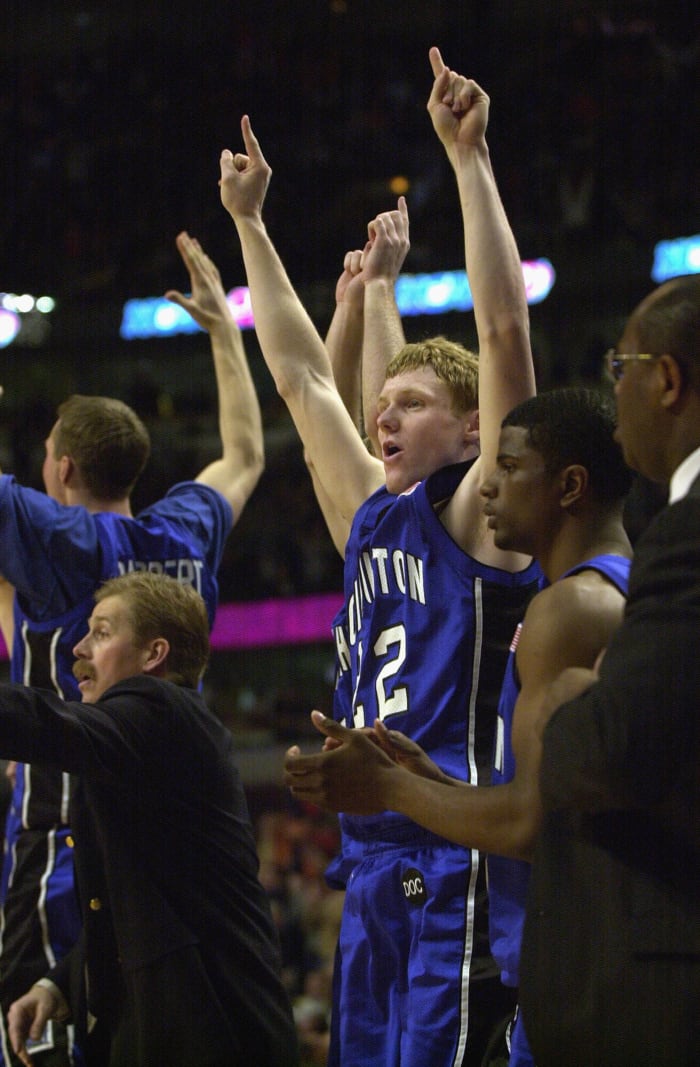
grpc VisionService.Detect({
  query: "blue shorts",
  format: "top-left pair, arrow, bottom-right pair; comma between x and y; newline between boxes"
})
328,832 -> 508,1067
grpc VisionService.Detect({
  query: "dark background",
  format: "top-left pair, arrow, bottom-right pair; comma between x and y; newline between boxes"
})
1,0 -> 698,605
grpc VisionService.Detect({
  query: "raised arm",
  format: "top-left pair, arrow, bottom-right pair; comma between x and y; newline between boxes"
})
427,48 -> 535,560
311,248 -> 369,552
219,117 -> 383,541
165,231 -> 264,524
324,196 -> 410,458
303,449 -> 350,558
325,246 -> 366,433
361,197 -> 410,456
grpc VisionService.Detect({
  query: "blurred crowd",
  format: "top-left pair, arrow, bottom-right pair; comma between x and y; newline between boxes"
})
255,802 -> 343,1066
2,4 -> 698,301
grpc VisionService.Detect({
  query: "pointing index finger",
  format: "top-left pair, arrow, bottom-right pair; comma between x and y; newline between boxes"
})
241,114 -> 262,159
429,46 -> 446,78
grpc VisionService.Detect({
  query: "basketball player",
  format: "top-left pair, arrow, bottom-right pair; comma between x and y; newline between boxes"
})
220,48 -> 539,1067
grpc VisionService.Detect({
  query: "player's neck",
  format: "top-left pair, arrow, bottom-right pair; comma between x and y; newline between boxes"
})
69,489 -> 133,517
88,498 -> 133,517
542,514 -> 631,584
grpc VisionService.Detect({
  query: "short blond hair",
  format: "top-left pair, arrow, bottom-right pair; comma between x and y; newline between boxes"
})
96,572 -> 210,688
386,336 -> 479,413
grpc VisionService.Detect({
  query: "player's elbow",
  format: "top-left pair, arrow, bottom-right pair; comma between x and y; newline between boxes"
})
273,362 -> 308,407
247,440 -> 266,485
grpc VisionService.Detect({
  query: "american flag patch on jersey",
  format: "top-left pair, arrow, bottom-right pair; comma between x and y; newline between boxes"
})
509,622 -> 523,654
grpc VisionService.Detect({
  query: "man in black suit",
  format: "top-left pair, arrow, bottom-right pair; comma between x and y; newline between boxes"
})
520,274 -> 700,1066
3,571 -> 298,1067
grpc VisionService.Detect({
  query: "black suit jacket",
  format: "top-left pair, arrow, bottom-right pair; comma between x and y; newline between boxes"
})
0,675 -> 298,1067
520,480 -> 700,1067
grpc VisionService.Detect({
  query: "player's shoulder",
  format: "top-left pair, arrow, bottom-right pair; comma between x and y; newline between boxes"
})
141,481 -> 230,520
523,570 -> 625,660
0,475 -> 57,514
557,563 -> 628,605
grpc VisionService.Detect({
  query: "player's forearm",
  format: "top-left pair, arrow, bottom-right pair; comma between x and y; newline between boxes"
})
385,765 -> 538,860
453,142 -> 530,354
451,141 -> 534,477
362,279 -> 406,455
233,215 -> 334,400
231,215 -> 383,519
325,301 -> 363,431
210,322 -> 264,480
195,319 -> 264,513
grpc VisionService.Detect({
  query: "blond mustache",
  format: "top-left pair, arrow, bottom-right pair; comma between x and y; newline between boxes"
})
72,659 -> 96,682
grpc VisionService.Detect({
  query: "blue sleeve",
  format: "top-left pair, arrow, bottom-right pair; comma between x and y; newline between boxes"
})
140,482 -> 233,573
0,475 -> 100,619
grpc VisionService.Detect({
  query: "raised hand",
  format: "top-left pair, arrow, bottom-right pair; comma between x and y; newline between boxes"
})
363,196 -> 410,285
165,232 -> 233,333
335,245 -> 368,308
427,46 -> 489,159
219,115 -> 272,222
334,195 -> 409,309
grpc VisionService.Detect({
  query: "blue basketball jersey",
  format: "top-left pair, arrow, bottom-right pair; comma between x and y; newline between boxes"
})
488,554 -> 631,1066
326,462 -> 540,1067
330,462 -> 540,870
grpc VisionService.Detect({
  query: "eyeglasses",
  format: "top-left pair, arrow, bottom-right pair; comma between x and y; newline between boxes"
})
605,350 -> 660,382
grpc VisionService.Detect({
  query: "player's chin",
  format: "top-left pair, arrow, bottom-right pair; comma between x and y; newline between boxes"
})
491,528 -> 514,552
385,468 -> 419,497
384,474 -> 405,496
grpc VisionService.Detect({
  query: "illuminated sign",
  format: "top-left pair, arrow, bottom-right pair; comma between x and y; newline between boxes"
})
0,592 -> 344,659
652,234 -> 700,283
119,260 -> 557,340
120,288 -> 254,340
395,259 -> 556,316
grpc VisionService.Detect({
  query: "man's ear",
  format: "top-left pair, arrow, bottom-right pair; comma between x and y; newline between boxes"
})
58,454 -> 74,487
658,353 -> 685,411
142,638 -> 170,676
464,408 -> 480,451
559,463 -> 589,509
